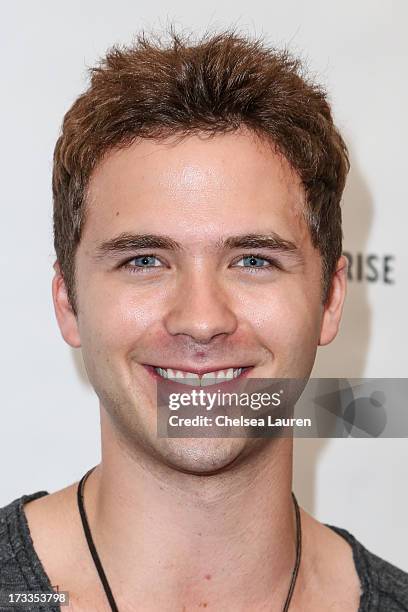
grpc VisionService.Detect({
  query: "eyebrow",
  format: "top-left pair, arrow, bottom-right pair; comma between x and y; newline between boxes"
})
95,233 -> 182,258
219,233 -> 299,253
94,232 -> 302,259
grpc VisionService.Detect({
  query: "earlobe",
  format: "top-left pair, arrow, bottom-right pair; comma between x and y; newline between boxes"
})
319,255 -> 348,346
52,262 -> 81,348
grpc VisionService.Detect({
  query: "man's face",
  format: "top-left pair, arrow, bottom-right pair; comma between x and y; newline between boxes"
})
54,130 -> 345,473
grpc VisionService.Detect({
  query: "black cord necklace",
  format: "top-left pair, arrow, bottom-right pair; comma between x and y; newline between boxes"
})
77,466 -> 302,611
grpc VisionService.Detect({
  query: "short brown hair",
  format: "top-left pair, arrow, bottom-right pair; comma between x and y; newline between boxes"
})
53,29 -> 349,314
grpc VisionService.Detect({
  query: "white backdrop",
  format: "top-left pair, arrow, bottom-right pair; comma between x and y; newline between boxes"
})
1,0 -> 407,571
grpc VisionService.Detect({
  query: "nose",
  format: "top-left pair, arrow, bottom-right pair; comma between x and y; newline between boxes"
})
163,268 -> 238,343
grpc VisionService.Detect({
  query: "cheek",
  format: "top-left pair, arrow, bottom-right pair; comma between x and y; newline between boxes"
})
76,289 -> 158,398
239,285 -> 322,350
78,278 -> 163,349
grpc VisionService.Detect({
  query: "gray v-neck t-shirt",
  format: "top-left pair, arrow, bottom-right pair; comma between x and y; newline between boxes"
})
1,491 -> 407,611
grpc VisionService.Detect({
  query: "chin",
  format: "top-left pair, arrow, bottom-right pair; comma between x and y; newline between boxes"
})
159,437 -> 248,475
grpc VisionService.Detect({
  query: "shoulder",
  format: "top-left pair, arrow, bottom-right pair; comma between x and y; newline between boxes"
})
0,491 -> 50,587
327,524 -> 408,612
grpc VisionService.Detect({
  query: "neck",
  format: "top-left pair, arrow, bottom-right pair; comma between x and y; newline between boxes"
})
83,410 -> 300,610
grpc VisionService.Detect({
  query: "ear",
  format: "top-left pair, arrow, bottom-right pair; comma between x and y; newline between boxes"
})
319,255 -> 348,346
52,261 -> 81,348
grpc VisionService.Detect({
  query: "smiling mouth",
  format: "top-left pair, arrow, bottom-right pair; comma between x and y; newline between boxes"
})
145,365 -> 253,387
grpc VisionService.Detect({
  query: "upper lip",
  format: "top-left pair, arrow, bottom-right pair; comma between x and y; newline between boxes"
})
147,364 -> 251,375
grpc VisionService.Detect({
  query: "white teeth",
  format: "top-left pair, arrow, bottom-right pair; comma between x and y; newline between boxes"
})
154,367 -> 243,386
201,371 -> 216,383
202,368 -> 235,386
201,374 -> 215,387
220,368 -> 234,379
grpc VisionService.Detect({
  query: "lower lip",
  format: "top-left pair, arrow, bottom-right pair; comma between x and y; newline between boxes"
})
143,364 -> 254,389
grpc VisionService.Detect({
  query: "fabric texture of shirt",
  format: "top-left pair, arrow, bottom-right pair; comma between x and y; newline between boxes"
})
1,490 -> 407,611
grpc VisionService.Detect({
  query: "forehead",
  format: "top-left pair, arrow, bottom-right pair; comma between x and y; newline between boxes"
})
84,130 -> 308,247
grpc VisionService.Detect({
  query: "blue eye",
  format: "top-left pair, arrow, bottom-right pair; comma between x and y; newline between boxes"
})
235,255 -> 273,268
131,255 -> 160,267
123,255 -> 162,273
